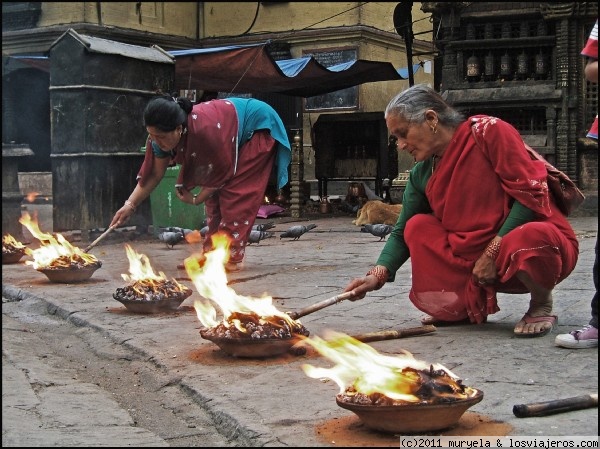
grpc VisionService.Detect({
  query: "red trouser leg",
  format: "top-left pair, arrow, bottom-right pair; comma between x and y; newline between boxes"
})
203,131 -> 276,263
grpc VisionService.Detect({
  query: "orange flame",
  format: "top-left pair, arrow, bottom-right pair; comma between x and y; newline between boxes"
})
3,234 -> 25,250
188,232 -> 296,331
25,192 -> 40,203
301,331 -> 476,403
184,229 -> 202,244
121,244 -> 188,295
18,211 -> 98,269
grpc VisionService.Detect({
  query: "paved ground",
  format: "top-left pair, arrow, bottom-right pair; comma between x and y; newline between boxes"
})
2,204 -> 598,446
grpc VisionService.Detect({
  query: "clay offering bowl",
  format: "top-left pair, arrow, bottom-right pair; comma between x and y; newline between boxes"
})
113,288 -> 192,314
335,388 -> 484,433
2,247 -> 26,264
199,312 -> 310,358
199,330 -> 303,358
37,261 -> 102,283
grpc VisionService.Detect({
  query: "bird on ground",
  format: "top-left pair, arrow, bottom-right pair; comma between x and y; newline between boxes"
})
158,230 -> 185,248
252,221 -> 275,232
247,230 -> 275,245
280,224 -> 317,240
361,224 -> 393,241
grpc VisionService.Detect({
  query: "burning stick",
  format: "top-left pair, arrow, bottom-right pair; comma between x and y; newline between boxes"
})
513,393 -> 598,417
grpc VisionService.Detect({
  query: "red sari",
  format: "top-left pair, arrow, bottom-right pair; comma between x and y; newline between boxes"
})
404,116 -> 579,323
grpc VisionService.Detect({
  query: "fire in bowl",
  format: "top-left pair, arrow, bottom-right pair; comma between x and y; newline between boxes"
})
2,248 -> 26,264
113,287 -> 192,314
37,261 -> 102,283
2,234 -> 27,264
336,388 -> 484,433
200,330 -> 303,358
199,311 -> 310,358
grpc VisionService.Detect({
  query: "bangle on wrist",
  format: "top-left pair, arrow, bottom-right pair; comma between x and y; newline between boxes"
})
484,239 -> 501,260
192,194 -> 198,205
124,200 -> 137,212
366,265 -> 389,290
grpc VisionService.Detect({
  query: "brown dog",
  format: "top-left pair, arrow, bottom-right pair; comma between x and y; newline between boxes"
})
352,200 -> 402,226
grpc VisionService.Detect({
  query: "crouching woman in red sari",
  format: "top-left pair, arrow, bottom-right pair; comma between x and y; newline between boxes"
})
344,84 -> 579,338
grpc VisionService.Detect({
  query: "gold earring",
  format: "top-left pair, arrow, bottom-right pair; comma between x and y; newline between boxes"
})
431,123 -> 438,134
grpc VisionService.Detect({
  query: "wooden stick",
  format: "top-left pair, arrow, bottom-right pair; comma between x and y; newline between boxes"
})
289,325 -> 437,356
513,393 -> 598,418
83,225 -> 117,253
287,291 -> 356,320
351,325 -> 437,342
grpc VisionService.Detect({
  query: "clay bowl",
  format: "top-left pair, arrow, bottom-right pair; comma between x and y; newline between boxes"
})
37,261 -> 102,283
113,289 -> 192,314
335,388 -> 484,433
199,329 -> 302,358
2,248 -> 26,264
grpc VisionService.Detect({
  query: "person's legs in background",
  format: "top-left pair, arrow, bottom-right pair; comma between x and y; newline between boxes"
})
555,237 -> 598,348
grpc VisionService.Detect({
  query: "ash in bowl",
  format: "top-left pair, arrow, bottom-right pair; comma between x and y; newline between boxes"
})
201,311 -> 310,340
113,279 -> 193,313
113,280 -> 192,302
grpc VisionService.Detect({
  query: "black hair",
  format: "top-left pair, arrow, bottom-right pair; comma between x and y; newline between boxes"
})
143,95 -> 194,132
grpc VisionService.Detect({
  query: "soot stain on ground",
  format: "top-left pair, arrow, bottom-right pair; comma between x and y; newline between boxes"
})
315,412 -> 512,447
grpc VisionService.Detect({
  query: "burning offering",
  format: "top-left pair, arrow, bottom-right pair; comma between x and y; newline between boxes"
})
2,234 -> 27,264
113,244 -> 192,313
302,331 -> 483,433
19,212 -> 101,283
188,233 -> 309,358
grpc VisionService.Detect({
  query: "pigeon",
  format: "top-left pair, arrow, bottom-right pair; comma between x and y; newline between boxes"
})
247,230 -> 275,245
361,224 -> 393,241
280,224 -> 317,240
158,230 -> 185,248
252,221 -> 275,232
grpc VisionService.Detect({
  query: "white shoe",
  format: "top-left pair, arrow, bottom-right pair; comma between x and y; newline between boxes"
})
555,325 -> 598,349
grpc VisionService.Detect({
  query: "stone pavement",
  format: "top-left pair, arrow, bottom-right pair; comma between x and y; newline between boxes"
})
2,209 -> 598,446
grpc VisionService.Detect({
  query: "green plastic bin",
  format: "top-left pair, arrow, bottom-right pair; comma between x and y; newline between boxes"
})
150,165 -> 206,235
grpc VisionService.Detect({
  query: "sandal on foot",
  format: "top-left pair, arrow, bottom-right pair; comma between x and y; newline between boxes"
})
513,313 -> 557,338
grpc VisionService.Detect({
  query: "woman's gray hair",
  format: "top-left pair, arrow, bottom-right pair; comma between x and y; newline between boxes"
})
385,84 -> 464,127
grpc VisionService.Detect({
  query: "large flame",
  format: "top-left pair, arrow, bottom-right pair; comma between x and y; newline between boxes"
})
302,331 -> 475,403
121,244 -> 188,295
188,232 -> 296,331
19,212 -> 98,269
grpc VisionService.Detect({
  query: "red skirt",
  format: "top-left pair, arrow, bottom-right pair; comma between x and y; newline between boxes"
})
405,213 -> 579,323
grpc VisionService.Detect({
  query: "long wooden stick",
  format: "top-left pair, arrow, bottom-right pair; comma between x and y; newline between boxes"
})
83,225 -> 117,253
513,393 -> 598,418
289,325 -> 437,356
287,291 -> 356,320
351,325 -> 437,342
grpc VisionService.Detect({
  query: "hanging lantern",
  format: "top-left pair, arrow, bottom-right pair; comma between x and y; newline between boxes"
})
466,54 -> 481,81
500,52 -> 513,80
535,51 -> 548,79
520,21 -> 529,38
537,21 -> 548,37
484,52 -> 496,81
466,23 -> 476,40
517,51 -> 529,79
484,23 -> 494,40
